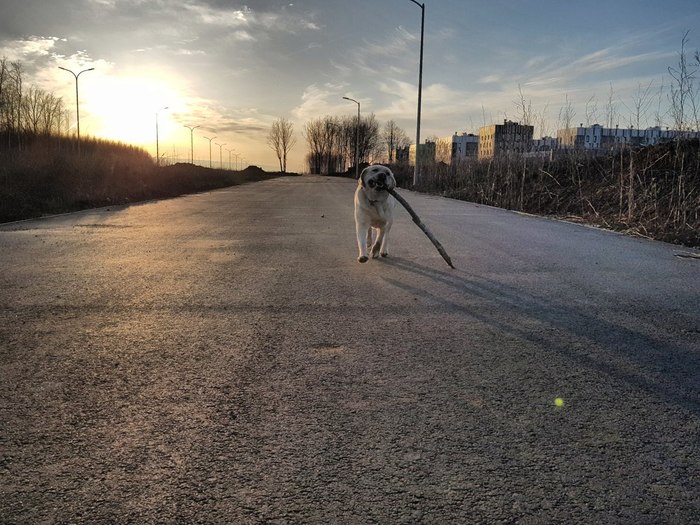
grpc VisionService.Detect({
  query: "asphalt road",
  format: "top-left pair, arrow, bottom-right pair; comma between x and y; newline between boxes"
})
1,175 -> 699,524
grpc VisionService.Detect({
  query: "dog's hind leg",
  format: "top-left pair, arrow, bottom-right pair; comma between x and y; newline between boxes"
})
374,220 -> 392,258
372,226 -> 385,258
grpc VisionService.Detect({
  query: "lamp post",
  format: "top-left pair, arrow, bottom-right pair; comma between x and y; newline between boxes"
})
203,135 -> 216,168
58,66 -> 94,156
226,148 -> 234,170
342,96 -> 360,179
184,125 -> 200,164
408,0 -> 425,186
155,106 -> 168,165
215,142 -> 226,169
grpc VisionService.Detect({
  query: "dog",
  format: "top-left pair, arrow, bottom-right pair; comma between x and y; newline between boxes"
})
354,165 -> 397,263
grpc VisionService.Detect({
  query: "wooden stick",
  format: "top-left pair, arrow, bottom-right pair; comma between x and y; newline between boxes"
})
387,187 -> 455,269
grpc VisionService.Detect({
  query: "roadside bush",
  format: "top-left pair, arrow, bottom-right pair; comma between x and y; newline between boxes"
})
0,133 -> 287,222
404,141 -> 699,248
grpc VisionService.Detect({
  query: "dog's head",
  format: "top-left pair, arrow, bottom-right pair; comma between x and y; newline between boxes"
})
358,165 -> 396,197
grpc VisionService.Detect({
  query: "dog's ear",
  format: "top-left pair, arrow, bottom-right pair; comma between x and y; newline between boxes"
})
359,166 -> 369,187
386,168 -> 397,189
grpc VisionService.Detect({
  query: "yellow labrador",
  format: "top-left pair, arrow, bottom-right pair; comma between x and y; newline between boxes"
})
354,165 -> 397,263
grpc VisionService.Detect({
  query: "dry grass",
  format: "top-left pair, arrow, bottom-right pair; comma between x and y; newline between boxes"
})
0,133 -> 291,222
388,140 -> 699,248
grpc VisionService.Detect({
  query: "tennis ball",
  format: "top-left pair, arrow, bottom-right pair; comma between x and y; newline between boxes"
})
554,397 -> 565,407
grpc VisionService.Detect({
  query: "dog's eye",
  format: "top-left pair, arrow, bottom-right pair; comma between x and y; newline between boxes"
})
367,180 -> 376,188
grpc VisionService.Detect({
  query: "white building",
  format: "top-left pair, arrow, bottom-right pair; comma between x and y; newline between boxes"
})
557,124 -> 700,150
434,133 -> 479,164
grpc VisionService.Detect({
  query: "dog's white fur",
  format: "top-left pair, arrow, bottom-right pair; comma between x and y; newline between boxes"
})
354,165 -> 397,263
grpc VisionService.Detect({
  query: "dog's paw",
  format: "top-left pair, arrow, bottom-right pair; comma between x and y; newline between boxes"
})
380,252 -> 388,258
358,255 -> 368,263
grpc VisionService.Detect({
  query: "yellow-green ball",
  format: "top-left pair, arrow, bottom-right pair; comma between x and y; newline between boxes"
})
554,397 -> 564,407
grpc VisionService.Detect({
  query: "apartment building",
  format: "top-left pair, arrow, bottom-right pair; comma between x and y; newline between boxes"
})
408,141 -> 436,166
557,124 -> 700,150
435,132 -> 480,164
478,120 -> 534,159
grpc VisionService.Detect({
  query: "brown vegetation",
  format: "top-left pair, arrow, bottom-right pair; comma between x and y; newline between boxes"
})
390,141 -> 699,248
0,133 -> 289,223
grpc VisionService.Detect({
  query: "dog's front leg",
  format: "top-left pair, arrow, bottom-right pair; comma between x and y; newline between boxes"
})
355,215 -> 371,263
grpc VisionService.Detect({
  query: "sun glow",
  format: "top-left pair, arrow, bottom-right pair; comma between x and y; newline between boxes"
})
82,73 -> 186,149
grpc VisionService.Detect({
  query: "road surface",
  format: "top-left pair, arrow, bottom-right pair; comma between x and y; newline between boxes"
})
1,175 -> 699,524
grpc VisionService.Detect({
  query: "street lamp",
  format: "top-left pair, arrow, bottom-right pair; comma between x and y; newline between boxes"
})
203,135 -> 216,168
215,142 -> 226,170
226,148 -> 234,170
155,106 -> 168,166
58,66 -> 94,156
342,96 -> 360,179
408,0 -> 425,186
184,125 -> 200,164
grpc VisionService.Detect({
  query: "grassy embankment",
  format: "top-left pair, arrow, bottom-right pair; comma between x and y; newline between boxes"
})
0,133 -> 292,223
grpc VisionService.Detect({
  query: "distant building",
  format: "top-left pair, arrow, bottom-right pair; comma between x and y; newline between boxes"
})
396,145 -> 410,164
556,124 -> 700,150
435,132 -> 480,164
526,136 -> 558,158
408,141 -> 436,166
478,120 -> 534,159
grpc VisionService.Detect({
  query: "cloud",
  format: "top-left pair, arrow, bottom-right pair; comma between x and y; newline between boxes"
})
478,74 -> 502,85
0,35 -> 62,60
181,1 -> 319,35
291,82 -> 350,122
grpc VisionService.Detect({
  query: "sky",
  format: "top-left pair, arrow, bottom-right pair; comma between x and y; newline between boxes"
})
2,0 -> 700,172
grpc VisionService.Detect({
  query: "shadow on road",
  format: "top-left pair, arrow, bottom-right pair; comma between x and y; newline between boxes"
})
380,256 -> 700,417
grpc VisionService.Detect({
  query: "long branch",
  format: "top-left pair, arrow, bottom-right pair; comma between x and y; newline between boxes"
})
388,188 -> 455,269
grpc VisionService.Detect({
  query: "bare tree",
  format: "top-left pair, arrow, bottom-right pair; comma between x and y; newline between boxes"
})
303,114 -> 383,174
267,117 -> 296,172
668,30 -> 697,131
584,95 -> 599,126
536,103 -> 550,138
11,61 -> 23,135
621,80 -> 655,129
514,84 -> 534,126
357,113 -> 381,164
382,120 -> 410,163
303,116 -> 326,174
303,116 -> 343,174
654,78 -> 666,128
558,93 -> 576,130
604,83 -> 618,128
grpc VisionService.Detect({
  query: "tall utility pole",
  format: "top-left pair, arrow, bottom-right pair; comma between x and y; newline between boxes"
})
408,0 -> 425,186
342,96 -> 360,179
184,125 -> 200,164
58,66 -> 94,156
215,142 -> 226,169
203,135 -> 216,168
155,106 -> 168,165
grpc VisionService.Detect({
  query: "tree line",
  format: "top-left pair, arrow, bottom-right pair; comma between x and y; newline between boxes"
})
1,57 -> 69,146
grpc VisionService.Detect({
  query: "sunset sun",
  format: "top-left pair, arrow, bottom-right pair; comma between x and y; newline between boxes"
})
84,74 -> 185,147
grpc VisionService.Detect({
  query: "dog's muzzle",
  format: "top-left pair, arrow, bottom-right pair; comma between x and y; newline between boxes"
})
367,179 -> 387,191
